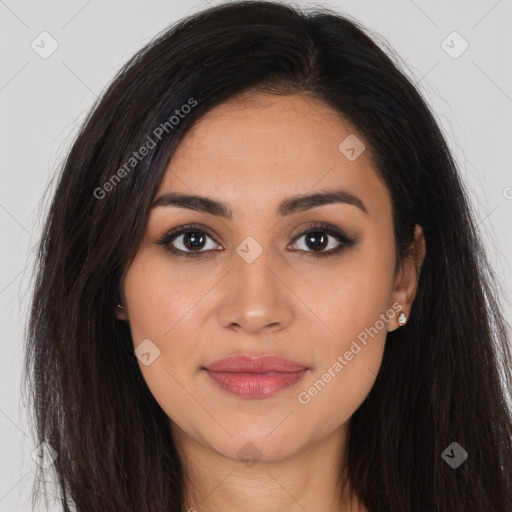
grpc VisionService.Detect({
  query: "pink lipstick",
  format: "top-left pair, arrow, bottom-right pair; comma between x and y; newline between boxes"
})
203,355 -> 309,398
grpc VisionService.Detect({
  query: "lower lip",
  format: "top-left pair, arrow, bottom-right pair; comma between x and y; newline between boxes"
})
203,369 -> 308,398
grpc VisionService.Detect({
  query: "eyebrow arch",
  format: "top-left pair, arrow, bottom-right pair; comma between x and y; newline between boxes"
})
151,189 -> 368,219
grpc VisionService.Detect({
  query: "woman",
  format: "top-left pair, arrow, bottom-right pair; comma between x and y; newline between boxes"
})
24,1 -> 512,511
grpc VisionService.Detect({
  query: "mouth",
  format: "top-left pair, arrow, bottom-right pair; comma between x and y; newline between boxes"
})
202,355 -> 310,398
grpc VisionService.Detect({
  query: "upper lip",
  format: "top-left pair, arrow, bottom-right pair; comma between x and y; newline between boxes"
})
203,355 -> 309,373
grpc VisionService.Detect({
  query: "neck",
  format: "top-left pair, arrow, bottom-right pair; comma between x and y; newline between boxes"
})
173,423 -> 366,512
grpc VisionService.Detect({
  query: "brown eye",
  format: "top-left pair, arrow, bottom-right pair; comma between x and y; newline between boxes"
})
168,230 -> 220,253
290,223 -> 357,258
157,224 -> 222,258
298,231 -> 331,251
175,231 -> 208,251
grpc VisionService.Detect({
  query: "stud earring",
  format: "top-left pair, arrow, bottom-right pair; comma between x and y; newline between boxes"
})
397,311 -> 407,327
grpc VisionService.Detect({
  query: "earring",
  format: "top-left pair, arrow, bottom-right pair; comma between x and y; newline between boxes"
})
397,311 -> 407,327
116,304 -> 124,309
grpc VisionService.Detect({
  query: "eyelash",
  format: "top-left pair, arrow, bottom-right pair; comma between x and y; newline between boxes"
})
156,222 -> 357,259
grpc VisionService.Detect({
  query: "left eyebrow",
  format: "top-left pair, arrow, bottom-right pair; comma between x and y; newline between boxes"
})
151,189 -> 368,219
277,189 -> 368,216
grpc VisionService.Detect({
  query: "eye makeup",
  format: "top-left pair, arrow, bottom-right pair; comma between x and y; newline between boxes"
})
156,221 -> 358,259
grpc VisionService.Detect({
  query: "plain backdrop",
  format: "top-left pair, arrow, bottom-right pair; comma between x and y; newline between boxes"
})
1,0 -> 511,510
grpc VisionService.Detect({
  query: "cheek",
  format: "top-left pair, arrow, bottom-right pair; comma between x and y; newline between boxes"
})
122,250 -> 213,398
123,249 -> 209,342
293,241 -> 395,415
295,296 -> 389,432
296,241 -> 395,350
121,254 -> 203,428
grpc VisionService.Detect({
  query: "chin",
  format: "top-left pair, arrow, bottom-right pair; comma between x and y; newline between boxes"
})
202,424 -> 309,465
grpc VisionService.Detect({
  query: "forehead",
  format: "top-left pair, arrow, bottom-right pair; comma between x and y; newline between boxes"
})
156,92 -> 390,219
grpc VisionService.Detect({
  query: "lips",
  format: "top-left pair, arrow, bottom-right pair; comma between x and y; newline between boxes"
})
203,355 -> 309,398
204,355 -> 308,373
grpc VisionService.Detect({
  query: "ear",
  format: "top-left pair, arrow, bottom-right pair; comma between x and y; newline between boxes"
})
388,224 -> 426,332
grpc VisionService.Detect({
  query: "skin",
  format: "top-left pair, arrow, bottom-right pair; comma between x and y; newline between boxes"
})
116,92 -> 426,512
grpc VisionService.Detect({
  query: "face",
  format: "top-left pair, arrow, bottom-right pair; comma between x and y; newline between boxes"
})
116,92 -> 424,465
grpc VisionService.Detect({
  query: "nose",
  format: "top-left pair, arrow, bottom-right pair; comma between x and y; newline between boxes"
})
216,246 -> 295,335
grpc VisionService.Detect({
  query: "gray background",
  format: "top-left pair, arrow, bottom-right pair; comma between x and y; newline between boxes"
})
1,0 -> 511,510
